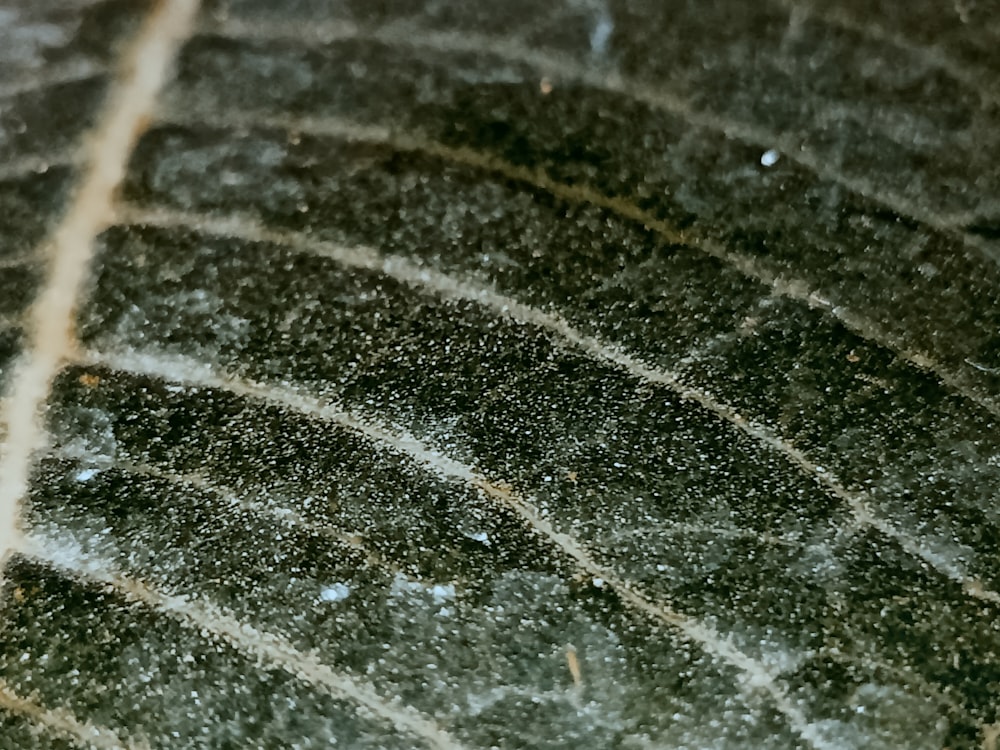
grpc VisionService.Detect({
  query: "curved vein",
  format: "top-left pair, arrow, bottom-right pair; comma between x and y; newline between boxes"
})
75,346 -> 874,750
0,0 -> 201,579
204,17 -> 994,255
147,111 -> 1000,420
54,452 -> 394,572
19,535 -> 466,750
111,206 -> 1000,608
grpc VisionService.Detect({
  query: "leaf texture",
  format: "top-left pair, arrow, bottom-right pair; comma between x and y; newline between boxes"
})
1,1 -> 1000,748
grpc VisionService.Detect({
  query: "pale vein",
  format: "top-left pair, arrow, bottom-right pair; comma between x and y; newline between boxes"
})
75,346 -> 839,750
0,677 -> 147,750
111,205 -> 1000,608
145,111 -> 1000,421
0,0 -> 201,577
20,535 -> 468,750
206,17 -> 997,256
772,0 -> 1000,109
56,453 -> 394,572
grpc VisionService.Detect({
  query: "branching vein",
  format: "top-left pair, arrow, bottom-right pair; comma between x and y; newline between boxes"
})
205,18 -> 998,258
20,535 -> 468,750
0,0 -> 201,580
74,346 -> 840,750
109,206 -> 1000,608
143,112 -> 1000,420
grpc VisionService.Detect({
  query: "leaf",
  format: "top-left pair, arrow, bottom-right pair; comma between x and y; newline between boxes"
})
1,1 -> 999,748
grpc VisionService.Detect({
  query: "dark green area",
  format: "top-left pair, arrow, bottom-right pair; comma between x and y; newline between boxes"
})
4,0 -> 1000,748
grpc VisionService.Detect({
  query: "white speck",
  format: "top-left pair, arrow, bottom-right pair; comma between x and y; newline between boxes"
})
75,468 -> 99,482
319,583 -> 351,603
918,262 -> 939,279
760,149 -> 780,167
590,15 -> 613,55
656,564 -> 668,572
543,475 -> 553,482
592,577 -> 605,588
966,359 -> 1000,374
467,531 -> 490,544
431,584 -> 456,603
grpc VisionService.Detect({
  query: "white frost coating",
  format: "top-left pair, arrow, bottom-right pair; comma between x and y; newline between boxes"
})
56,405 -> 118,468
770,0 -> 1000,111
203,16 -> 1000,283
22,533 -> 470,750
109,206 -> 1000,608
761,148 -> 780,167
0,0 -> 201,580
81,348 -> 838,750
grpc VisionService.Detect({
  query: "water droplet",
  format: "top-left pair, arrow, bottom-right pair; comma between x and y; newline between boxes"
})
760,149 -> 780,167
